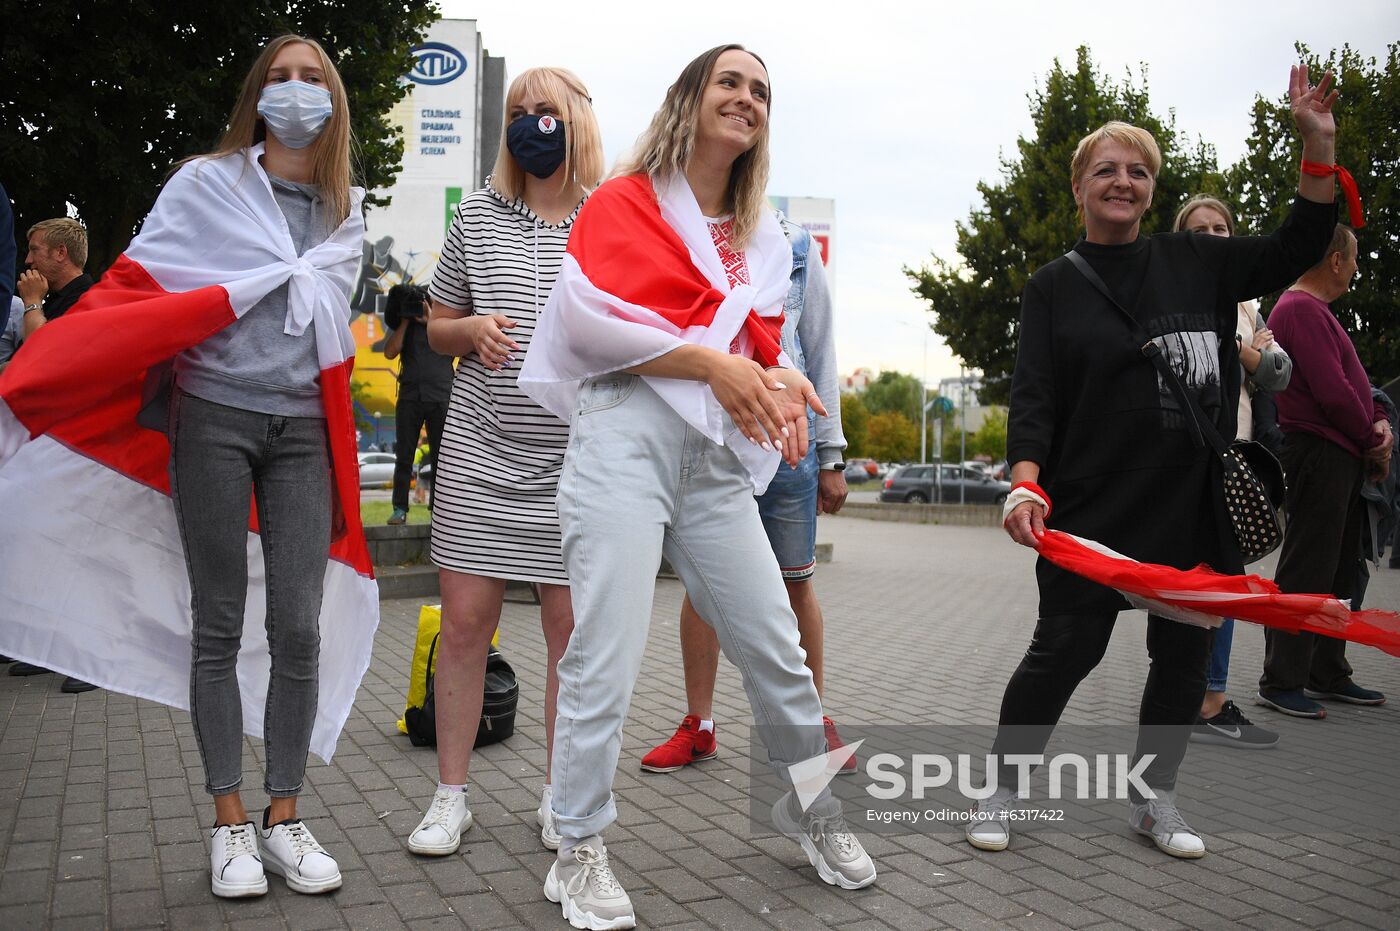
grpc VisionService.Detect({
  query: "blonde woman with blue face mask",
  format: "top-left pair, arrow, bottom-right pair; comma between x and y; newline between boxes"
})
406,67 -> 604,863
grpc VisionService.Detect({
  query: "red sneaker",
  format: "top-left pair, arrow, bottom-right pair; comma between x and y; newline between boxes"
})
640,715 -> 718,773
824,715 -> 858,774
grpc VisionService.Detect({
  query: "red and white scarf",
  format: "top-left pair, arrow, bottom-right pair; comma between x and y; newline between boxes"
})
519,172 -> 794,490
0,145 -> 377,762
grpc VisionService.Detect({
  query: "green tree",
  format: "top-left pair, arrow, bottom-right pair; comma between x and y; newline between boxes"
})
866,411 -> 918,462
1227,42 -> 1400,382
839,391 -> 870,458
904,46 -> 1222,403
861,370 -> 925,423
1,2 -> 439,273
970,407 -> 1009,460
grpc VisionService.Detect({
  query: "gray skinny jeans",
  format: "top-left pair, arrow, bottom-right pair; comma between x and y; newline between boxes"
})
169,391 -> 332,797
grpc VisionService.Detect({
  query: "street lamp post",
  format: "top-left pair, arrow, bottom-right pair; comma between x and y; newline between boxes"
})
918,325 -> 929,464
959,364 -> 967,505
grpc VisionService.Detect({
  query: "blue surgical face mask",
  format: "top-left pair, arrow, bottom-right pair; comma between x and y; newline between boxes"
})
257,80 -> 333,149
506,113 -> 567,179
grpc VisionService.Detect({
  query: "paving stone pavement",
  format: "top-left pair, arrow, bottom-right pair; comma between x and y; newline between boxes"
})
2,515 -> 1398,930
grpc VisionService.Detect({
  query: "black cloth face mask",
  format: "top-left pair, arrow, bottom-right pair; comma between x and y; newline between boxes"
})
506,113 -> 568,179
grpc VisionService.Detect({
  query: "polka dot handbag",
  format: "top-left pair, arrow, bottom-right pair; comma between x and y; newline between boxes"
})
1221,441 -> 1286,563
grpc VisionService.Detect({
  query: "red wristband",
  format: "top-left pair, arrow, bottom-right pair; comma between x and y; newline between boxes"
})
1011,481 -> 1052,519
1301,159 -> 1365,228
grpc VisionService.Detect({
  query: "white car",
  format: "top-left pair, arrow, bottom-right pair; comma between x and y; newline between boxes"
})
358,452 -> 397,489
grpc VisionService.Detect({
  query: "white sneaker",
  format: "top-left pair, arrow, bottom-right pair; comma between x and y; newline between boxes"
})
1129,791 -> 1206,859
408,787 -> 473,856
259,817 -> 343,893
772,793 -> 877,890
544,843 -> 635,930
209,822 -> 267,898
539,784 -> 562,851
966,787 -> 1017,852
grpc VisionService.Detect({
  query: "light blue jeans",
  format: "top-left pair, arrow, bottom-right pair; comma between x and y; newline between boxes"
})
551,375 -> 829,838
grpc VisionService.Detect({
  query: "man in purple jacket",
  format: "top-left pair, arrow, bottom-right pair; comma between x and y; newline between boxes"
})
1258,224 -> 1392,718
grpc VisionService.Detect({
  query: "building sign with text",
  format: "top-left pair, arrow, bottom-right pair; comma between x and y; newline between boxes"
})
351,19 -> 494,421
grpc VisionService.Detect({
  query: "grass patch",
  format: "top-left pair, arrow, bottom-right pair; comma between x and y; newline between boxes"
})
361,500 -> 433,526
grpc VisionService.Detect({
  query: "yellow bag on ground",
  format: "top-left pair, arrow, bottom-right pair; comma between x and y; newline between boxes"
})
397,605 -> 498,734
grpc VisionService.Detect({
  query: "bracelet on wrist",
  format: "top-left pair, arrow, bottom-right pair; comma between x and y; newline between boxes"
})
1003,481 -> 1052,526
1301,159 -> 1365,227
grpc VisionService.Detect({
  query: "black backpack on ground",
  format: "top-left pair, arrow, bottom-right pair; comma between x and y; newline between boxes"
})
404,636 -> 518,748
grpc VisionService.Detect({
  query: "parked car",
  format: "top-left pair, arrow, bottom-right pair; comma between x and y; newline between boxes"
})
843,462 -> 873,484
844,458 -> 885,484
879,463 -> 1011,505
358,452 -> 397,489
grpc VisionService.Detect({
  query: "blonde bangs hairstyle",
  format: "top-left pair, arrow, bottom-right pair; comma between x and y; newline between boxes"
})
1173,194 -> 1236,235
189,35 -> 355,224
491,67 -> 603,201
1070,121 -> 1162,222
615,44 -> 771,251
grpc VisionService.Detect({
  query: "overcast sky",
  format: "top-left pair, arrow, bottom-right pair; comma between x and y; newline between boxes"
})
442,0 -> 1395,387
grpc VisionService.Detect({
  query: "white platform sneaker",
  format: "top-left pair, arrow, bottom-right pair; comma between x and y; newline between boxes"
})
544,843 -> 635,930
260,815 -> 343,893
209,822 -> 267,898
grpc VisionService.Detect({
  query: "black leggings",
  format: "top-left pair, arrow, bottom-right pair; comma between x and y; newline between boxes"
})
991,611 -> 1212,801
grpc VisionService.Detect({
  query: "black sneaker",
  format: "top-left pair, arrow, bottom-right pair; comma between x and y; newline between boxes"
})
1255,689 -> 1325,719
1191,701 -> 1279,748
8,661 -> 50,677
1304,683 -> 1386,706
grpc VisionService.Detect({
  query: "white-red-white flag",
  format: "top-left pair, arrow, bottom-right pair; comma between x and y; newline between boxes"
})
1037,531 -> 1400,657
0,145 -> 378,761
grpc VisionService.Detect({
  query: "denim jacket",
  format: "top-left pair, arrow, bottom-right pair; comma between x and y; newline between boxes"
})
777,213 -> 846,466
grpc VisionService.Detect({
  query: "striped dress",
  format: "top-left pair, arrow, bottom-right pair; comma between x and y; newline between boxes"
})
427,182 -> 583,583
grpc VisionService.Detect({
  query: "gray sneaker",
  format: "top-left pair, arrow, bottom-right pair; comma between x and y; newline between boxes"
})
772,793 -> 877,890
1129,791 -> 1206,859
966,786 -> 1018,851
543,843 -> 635,930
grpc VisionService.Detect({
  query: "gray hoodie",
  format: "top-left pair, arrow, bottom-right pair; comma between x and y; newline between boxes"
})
174,174 -> 331,417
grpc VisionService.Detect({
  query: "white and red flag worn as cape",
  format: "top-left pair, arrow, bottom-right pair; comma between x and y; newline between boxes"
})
1037,531 -> 1400,658
0,145 -> 378,762
518,172 -> 795,492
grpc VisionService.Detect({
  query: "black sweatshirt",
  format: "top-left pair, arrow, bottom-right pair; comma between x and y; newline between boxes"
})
1008,196 -> 1336,615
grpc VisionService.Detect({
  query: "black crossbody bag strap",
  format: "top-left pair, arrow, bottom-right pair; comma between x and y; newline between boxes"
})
1063,250 -> 1230,457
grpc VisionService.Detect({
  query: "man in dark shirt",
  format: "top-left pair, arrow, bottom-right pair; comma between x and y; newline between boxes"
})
1258,225 -> 1390,718
18,218 -> 93,341
9,217 -> 99,693
383,284 -> 453,524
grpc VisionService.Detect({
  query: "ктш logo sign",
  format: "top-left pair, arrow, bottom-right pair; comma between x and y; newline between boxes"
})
409,43 -> 468,85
